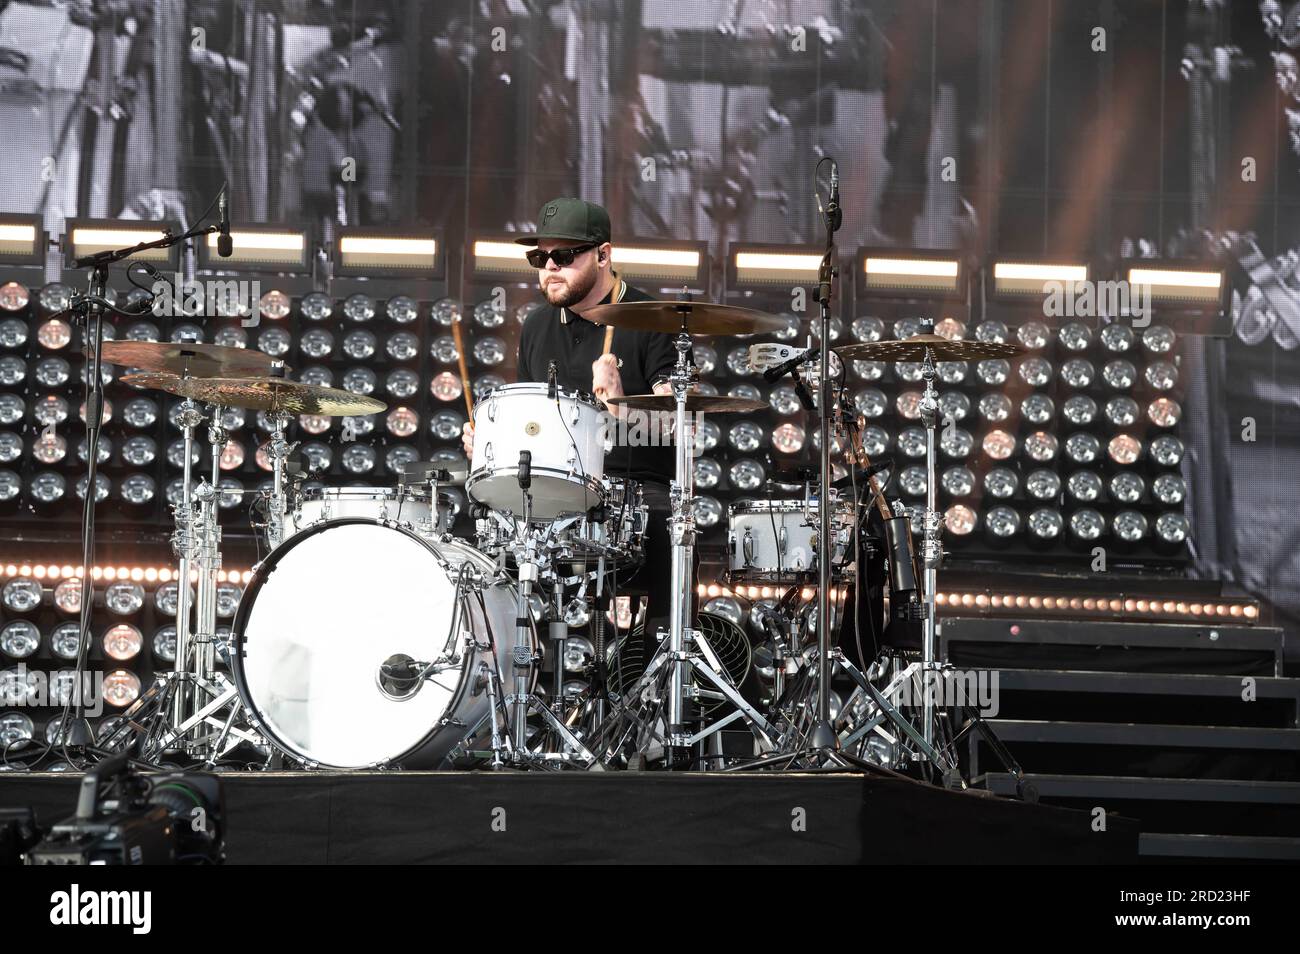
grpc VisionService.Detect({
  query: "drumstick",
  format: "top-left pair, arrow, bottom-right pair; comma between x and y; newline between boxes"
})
602,324 -> 614,356
450,316 -> 474,418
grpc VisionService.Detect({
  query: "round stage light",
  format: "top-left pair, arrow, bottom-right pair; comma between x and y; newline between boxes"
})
861,425 -> 890,457
975,320 -> 1009,343
1028,507 -> 1064,540
986,505 -> 1021,538
2,579 -> 42,613
1065,432 -> 1101,465
852,316 -> 886,341
125,320 -> 160,341
1147,397 -> 1182,427
0,356 -> 26,386
0,281 -> 29,311
1100,323 -> 1134,352
693,420 -> 720,453
103,623 -> 143,661
563,636 -> 595,673
944,505 -> 977,536
341,443 -> 377,475
1062,395 -> 1098,427
105,582 -> 145,616
472,375 -> 506,402
984,467 -> 1019,499
386,331 -> 420,362
258,289 -> 291,320
386,407 -> 420,438
900,465 -> 928,497
430,371 -> 463,402
939,427 -> 974,459
982,429 -> 1015,460
49,622 -> 81,660
385,445 -> 417,476
694,458 -> 722,489
1104,396 -> 1140,428
898,427 -> 927,458
1109,471 -> 1145,504
771,422 -> 805,454
692,495 -> 723,529
304,442 -> 334,472
32,432 -> 67,465
937,361 -> 968,384
0,393 -> 23,425
852,359 -> 885,381
1067,470 -> 1103,502
938,391 -> 971,422
729,383 -> 762,402
1144,360 -> 1178,391
1112,510 -> 1149,542
257,326 -> 292,357
728,459 -> 766,491
854,388 -> 887,418
1016,321 -> 1050,350
941,465 -> 976,496
976,359 -> 1010,386
37,317 -> 72,350
1141,324 -> 1176,354
1018,357 -> 1053,387
1026,469 -> 1062,501
1153,473 -> 1186,505
344,367 -> 378,396
0,711 -> 33,751
0,620 -> 39,659
52,579 -> 82,615
728,421 -> 765,453
102,670 -> 142,709
977,393 -> 1012,423
1058,321 -> 1092,351
1107,434 -> 1142,466
122,435 -> 157,467
1069,508 -> 1105,540
1102,359 -> 1137,390
895,391 -> 922,420
152,625 -> 177,663
29,471 -> 67,504
342,293 -> 376,323
299,366 -> 333,388
1021,393 -> 1054,425
1023,431 -> 1059,463
0,469 -> 17,502
894,361 -> 924,383
299,328 -> 334,359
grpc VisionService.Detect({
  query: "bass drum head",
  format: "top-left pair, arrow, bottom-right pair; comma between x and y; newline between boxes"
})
233,519 -> 472,769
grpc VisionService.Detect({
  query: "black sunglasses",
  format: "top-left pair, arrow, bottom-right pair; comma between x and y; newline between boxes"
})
526,243 -> 598,268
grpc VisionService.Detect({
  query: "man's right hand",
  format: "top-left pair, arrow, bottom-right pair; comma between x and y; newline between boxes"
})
462,421 -> 474,458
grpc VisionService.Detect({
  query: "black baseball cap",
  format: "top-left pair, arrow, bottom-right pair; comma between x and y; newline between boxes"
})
513,198 -> 612,246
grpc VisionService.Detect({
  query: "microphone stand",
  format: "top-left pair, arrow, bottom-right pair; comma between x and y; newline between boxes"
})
59,220 -> 222,766
810,166 -> 841,753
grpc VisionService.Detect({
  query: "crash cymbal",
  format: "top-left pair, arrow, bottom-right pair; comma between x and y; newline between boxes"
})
583,300 -> 789,336
100,340 -> 286,378
605,393 -> 768,414
834,335 -> 1025,362
121,372 -> 386,416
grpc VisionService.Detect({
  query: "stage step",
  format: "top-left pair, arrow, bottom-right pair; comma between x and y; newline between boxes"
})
982,773 -> 1300,859
941,616 -> 1285,677
970,719 -> 1300,780
1138,832 -> 1300,861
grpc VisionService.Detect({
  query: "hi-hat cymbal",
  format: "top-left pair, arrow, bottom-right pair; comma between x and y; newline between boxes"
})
605,393 -> 768,414
583,300 -> 789,336
121,372 -> 386,416
100,340 -> 286,378
834,335 -> 1025,362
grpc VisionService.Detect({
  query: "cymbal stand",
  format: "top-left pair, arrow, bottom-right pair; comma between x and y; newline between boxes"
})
264,411 -> 295,550
916,322 -> 944,752
593,317 -> 779,766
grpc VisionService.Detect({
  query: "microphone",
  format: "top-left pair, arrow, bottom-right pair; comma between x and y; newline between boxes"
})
763,349 -> 814,383
831,456 -> 894,489
826,159 -> 842,232
547,360 -> 558,401
217,186 -> 232,258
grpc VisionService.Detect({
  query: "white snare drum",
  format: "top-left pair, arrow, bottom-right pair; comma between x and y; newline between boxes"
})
468,383 -> 607,520
727,497 -> 858,583
282,485 -> 444,541
232,519 -> 533,770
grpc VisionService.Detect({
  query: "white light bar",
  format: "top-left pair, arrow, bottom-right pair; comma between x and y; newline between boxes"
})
1127,265 -> 1223,305
0,222 -> 37,258
69,227 -> 171,263
861,253 -> 963,296
733,251 -> 823,284
992,261 -> 1089,296
338,234 -> 437,272
205,229 -> 306,266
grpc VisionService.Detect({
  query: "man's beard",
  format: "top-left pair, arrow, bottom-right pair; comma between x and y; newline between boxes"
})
542,266 -> 598,310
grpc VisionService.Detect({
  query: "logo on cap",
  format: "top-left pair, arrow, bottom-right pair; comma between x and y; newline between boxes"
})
544,204 -> 558,217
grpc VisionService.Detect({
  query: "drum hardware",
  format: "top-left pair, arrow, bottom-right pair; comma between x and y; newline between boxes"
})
593,306 -> 782,766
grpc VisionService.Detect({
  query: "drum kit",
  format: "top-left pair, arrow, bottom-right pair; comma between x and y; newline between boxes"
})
97,298 -> 1026,780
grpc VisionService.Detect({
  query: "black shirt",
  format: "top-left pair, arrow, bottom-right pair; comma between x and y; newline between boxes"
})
517,281 -> 679,484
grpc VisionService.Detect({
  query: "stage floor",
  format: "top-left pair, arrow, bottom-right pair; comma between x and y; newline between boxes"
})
2,769 -> 1138,864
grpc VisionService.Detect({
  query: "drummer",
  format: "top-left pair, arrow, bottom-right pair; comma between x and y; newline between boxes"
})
462,197 -> 683,662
